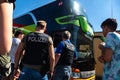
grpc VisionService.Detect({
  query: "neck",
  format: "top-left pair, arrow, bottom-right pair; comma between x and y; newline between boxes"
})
35,30 -> 44,33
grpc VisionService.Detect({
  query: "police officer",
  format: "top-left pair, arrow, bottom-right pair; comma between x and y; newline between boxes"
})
13,20 -> 55,80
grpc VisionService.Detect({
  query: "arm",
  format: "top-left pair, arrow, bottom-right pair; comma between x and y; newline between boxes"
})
98,33 -> 114,62
98,43 -> 113,63
49,44 -> 55,72
0,1 -> 13,54
73,49 -> 78,60
55,53 -> 61,66
14,42 -> 25,68
48,40 -> 55,80
54,41 -> 63,66
48,37 -> 55,73
98,42 -> 106,63
14,35 -> 27,68
12,42 -> 25,79
101,47 -> 113,62
11,42 -> 25,79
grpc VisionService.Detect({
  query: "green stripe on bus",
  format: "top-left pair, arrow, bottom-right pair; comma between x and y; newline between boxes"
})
55,15 -> 94,36
23,24 -> 36,31
55,15 -> 80,26
77,16 -> 94,36
15,24 -> 36,34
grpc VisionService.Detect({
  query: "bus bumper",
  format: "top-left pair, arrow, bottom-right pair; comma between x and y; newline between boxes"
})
70,75 -> 95,80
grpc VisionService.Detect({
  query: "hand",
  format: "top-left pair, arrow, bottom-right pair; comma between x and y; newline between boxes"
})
98,42 -> 105,50
47,71 -> 54,80
12,68 -> 21,79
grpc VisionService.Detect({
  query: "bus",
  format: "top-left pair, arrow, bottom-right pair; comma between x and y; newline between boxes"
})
13,0 -> 95,79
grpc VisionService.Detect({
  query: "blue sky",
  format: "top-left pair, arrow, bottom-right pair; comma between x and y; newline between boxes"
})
13,0 -> 120,32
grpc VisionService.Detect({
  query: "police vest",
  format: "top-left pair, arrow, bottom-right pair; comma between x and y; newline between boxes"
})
22,32 -> 50,65
57,41 -> 75,65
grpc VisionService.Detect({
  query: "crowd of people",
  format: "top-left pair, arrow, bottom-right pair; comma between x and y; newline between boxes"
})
0,19 -> 77,80
0,0 -> 120,80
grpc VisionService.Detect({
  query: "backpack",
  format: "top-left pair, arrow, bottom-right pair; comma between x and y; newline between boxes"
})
0,54 -> 11,77
57,41 -> 75,65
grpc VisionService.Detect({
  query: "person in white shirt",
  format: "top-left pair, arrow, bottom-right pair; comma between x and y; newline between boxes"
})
9,30 -> 24,77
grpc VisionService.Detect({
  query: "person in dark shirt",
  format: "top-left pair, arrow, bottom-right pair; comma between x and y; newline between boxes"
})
12,20 -> 55,80
53,30 -> 77,80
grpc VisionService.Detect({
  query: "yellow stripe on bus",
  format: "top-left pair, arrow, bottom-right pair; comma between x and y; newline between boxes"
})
70,75 -> 95,80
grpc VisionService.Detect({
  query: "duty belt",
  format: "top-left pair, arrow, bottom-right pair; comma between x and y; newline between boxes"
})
23,63 -> 44,72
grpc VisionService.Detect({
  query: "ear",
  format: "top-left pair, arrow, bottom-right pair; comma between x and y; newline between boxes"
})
104,26 -> 109,32
107,27 -> 113,32
44,27 -> 46,31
